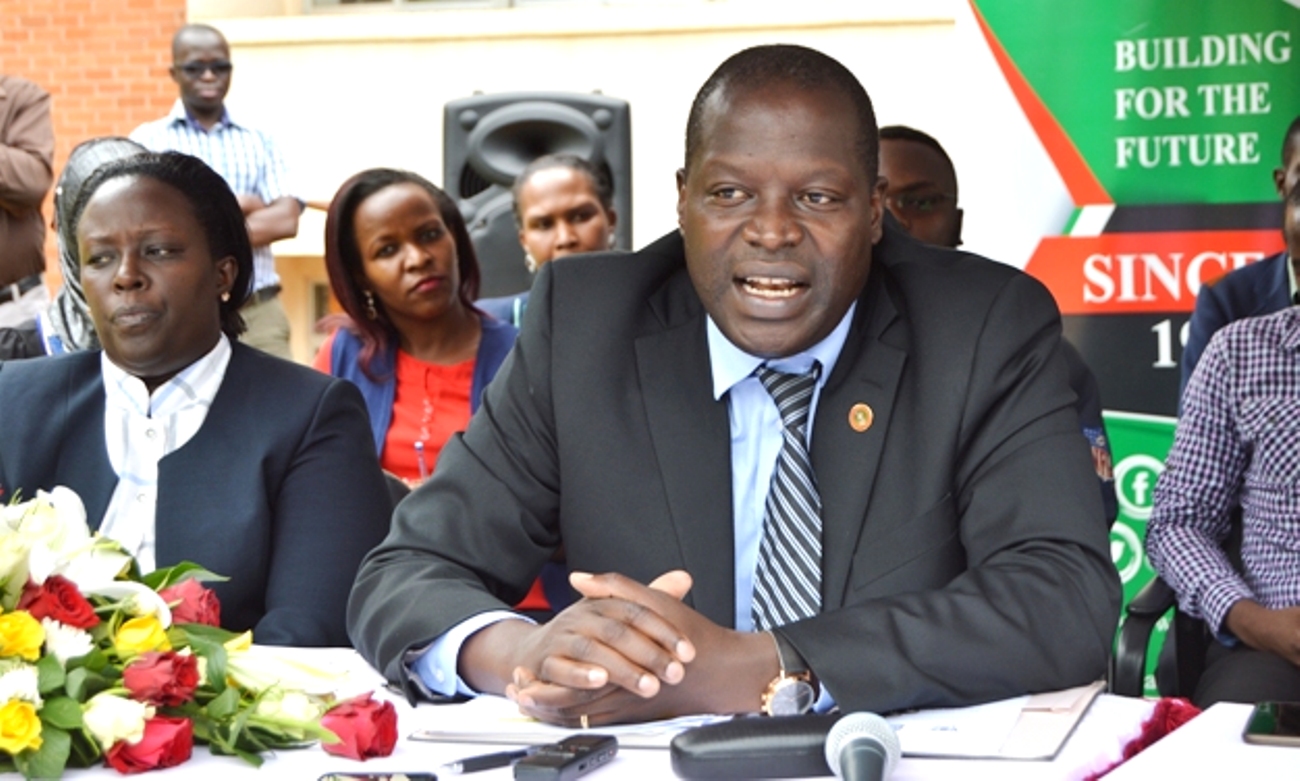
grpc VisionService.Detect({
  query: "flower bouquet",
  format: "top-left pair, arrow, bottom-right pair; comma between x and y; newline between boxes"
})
0,487 -> 396,778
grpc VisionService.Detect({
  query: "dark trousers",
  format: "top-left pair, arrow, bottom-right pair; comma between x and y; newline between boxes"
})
1194,642 -> 1300,707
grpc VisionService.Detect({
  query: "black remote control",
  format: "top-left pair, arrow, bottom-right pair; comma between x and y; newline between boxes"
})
513,734 -> 618,781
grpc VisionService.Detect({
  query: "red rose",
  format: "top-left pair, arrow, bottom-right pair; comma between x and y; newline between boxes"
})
123,651 -> 200,707
321,693 -> 398,760
157,579 -> 221,627
17,574 -> 99,629
104,716 -> 192,774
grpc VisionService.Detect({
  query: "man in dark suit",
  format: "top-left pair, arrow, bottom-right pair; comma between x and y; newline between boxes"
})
879,124 -> 1116,524
349,44 -> 1119,726
1180,115 -> 1300,403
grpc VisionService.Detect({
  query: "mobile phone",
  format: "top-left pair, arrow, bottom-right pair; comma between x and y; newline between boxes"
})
513,734 -> 618,781
1242,701 -> 1300,747
318,774 -> 437,781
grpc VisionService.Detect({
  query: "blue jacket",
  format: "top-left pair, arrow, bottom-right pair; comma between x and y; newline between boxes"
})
1181,252 -> 1291,405
329,315 -> 518,456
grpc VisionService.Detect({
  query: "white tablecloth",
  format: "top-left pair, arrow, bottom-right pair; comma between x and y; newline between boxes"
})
61,650 -> 1157,781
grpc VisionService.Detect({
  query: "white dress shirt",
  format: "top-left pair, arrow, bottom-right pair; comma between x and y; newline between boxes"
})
99,335 -> 231,572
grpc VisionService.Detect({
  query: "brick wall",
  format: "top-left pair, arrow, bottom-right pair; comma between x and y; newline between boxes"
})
1,0 -> 187,282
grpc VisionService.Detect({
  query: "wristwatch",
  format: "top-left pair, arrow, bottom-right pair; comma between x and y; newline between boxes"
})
760,631 -> 817,716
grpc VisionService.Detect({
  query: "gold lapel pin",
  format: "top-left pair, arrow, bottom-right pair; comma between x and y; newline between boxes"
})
849,403 -> 874,432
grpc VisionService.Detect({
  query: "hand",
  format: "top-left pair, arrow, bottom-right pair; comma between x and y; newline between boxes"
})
508,571 -> 779,726
459,572 -> 694,713
1226,600 -> 1300,667
236,193 -> 266,215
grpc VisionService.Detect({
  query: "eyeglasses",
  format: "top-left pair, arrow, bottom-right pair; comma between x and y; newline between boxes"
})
885,192 -> 956,217
177,61 -> 233,78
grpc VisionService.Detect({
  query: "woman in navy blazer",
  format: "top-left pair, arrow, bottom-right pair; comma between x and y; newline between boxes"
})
0,152 -> 391,647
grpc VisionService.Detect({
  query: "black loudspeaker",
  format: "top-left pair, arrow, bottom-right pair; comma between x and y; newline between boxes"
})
443,92 -> 633,298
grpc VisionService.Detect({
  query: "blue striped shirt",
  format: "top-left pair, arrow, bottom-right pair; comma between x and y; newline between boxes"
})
130,100 -> 293,291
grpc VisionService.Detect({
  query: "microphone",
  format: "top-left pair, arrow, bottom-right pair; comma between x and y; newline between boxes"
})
824,712 -> 901,781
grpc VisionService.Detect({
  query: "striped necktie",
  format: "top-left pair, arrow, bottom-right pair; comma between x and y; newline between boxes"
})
751,362 -> 823,630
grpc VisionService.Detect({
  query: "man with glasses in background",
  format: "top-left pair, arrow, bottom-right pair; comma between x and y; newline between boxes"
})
879,124 -> 1116,524
131,24 -> 301,360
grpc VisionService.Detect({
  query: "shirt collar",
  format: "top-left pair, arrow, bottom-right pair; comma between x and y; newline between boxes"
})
1288,253 -> 1297,304
167,99 -> 236,133
1280,306 -> 1300,352
101,334 -> 232,418
707,302 -> 857,400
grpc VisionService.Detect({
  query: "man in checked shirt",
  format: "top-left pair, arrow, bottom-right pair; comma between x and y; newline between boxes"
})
1146,173 -> 1300,707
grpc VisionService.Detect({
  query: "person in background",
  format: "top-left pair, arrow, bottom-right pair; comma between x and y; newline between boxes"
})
1179,115 -> 1300,407
349,44 -> 1117,725
1146,301 -> 1300,706
0,136 -> 146,360
477,154 -> 619,327
313,168 -> 515,483
312,169 -> 564,615
878,125 -> 963,249
0,152 -> 391,647
130,24 -> 300,360
880,123 -> 1116,524
0,74 -> 54,329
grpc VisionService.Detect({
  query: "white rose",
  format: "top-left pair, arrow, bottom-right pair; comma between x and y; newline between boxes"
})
83,692 -> 153,749
226,645 -> 347,697
0,664 -> 42,708
41,618 -> 94,666
255,689 -> 327,723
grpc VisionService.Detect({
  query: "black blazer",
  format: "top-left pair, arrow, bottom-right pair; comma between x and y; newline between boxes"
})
349,226 -> 1120,713
0,342 -> 392,647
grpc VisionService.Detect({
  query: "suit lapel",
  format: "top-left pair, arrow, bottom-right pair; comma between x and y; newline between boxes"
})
58,355 -> 117,529
813,264 -> 907,611
635,279 -> 735,626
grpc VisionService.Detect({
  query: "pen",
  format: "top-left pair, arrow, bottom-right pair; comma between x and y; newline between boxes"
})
440,746 -> 537,774
414,440 -> 429,481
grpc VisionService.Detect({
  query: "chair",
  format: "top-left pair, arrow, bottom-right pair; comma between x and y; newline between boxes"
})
1110,514 -> 1242,698
1111,576 -> 1210,697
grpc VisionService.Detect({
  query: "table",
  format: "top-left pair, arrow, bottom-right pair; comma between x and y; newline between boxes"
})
1104,702 -> 1299,779
62,650 -> 1156,780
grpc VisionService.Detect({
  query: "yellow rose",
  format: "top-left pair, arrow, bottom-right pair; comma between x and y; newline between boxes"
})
0,700 -> 42,754
114,615 -> 171,655
0,612 -> 45,661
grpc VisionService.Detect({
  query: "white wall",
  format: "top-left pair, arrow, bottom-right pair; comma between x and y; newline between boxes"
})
200,0 -> 1071,267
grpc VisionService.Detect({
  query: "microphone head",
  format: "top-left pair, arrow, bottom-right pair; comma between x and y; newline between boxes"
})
824,712 -> 901,779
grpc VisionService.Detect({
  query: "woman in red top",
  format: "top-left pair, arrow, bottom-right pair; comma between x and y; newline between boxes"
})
313,169 -> 516,482
313,169 -> 554,612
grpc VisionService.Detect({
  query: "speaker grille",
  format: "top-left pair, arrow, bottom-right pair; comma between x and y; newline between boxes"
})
458,165 -> 491,200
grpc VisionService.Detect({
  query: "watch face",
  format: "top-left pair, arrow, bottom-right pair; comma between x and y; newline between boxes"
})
769,677 -> 817,716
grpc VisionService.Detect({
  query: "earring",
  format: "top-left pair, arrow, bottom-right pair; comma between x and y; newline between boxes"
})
607,233 -> 617,249
220,291 -> 231,303
524,252 -> 538,274
363,290 -> 378,320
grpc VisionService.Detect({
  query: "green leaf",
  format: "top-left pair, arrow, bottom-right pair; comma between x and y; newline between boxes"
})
66,728 -> 101,769
175,623 -> 240,646
15,725 -> 70,781
35,654 -> 65,694
141,562 -> 228,591
38,697 -> 84,730
189,638 -> 227,694
64,667 -> 87,701
65,669 -> 113,702
207,686 -> 240,720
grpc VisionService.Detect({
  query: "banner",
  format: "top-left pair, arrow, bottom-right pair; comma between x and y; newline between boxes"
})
971,0 -> 1300,694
